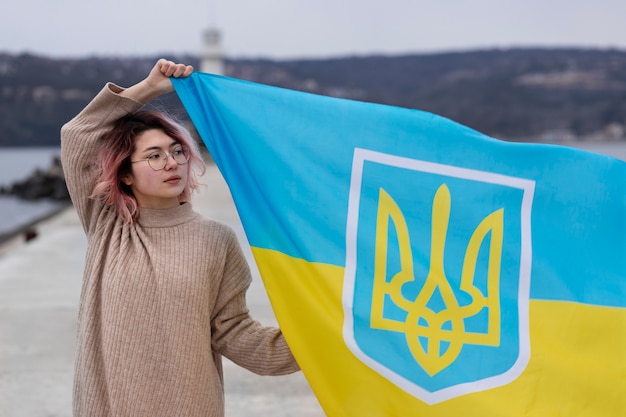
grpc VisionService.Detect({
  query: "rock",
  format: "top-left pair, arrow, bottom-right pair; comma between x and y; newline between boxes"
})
1,156 -> 71,201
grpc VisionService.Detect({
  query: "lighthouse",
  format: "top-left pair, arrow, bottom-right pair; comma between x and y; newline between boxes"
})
200,27 -> 224,75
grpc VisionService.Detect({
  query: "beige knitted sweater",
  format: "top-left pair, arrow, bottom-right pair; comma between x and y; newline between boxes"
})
60,84 -> 299,417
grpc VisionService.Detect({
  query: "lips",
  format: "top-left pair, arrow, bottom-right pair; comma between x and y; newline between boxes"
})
164,175 -> 182,184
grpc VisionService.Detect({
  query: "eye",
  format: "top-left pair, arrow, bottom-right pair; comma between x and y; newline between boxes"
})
172,148 -> 184,157
147,152 -> 163,161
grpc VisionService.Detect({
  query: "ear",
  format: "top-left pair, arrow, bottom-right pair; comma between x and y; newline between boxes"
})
122,174 -> 133,186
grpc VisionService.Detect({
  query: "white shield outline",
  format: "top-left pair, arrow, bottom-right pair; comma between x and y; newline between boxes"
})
342,147 -> 535,404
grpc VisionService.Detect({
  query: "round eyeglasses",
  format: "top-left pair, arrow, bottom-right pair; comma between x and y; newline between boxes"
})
131,147 -> 190,171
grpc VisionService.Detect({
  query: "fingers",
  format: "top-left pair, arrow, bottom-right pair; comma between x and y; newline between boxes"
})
156,59 -> 194,78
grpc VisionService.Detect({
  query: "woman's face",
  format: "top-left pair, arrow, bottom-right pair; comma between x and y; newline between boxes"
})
123,128 -> 189,209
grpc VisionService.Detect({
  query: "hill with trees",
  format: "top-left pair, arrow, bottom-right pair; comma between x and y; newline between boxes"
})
1,48 -> 626,147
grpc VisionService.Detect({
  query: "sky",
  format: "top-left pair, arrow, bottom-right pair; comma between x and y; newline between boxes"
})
2,0 -> 626,60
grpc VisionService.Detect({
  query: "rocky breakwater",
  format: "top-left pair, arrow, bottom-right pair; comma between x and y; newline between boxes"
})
0,156 -> 70,201
0,157 -> 71,246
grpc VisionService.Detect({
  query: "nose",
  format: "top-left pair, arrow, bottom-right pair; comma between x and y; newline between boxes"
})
164,153 -> 179,170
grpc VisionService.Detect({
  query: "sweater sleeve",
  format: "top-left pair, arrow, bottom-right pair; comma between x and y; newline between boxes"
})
60,83 -> 143,234
210,230 -> 300,375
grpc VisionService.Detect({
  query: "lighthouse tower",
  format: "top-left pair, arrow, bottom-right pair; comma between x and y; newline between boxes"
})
200,27 -> 224,75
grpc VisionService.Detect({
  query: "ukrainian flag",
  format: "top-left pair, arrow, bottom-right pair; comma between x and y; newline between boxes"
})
173,73 -> 626,417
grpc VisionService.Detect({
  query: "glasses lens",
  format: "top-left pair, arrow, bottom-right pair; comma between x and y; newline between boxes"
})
173,148 -> 190,165
147,151 -> 167,170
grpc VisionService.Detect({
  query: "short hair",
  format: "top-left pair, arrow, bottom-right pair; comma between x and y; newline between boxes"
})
90,110 -> 206,223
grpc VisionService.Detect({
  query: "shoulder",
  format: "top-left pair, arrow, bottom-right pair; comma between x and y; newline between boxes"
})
191,214 -> 240,245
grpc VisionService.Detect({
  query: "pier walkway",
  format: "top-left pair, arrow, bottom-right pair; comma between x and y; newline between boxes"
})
0,164 -> 325,417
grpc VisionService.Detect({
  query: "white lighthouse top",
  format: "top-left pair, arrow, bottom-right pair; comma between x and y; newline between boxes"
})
201,27 -> 224,75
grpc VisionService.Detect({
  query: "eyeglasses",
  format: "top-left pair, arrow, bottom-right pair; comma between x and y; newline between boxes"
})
131,147 -> 190,171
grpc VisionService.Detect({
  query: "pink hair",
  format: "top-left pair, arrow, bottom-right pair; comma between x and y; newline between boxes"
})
91,110 -> 206,223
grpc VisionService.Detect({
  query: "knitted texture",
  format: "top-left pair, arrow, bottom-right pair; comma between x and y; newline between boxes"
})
61,84 -> 299,417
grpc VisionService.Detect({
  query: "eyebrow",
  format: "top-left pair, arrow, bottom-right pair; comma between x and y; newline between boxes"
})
141,140 -> 181,153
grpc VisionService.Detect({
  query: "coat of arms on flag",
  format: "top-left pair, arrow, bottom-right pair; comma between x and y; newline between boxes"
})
344,148 -> 535,403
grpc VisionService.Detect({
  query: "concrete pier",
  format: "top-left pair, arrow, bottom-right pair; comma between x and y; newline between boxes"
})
0,164 -> 325,417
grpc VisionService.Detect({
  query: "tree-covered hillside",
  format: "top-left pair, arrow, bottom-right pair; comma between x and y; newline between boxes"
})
1,48 -> 626,146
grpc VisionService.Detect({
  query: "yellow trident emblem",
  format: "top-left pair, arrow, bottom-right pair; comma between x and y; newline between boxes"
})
371,184 -> 504,376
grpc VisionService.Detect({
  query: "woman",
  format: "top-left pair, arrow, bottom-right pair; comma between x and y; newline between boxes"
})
61,59 -> 299,417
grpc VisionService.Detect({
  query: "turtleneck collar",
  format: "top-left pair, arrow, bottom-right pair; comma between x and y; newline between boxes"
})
136,202 -> 197,228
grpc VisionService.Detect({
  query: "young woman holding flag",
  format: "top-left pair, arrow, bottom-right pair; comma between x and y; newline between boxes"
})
61,59 -> 299,417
